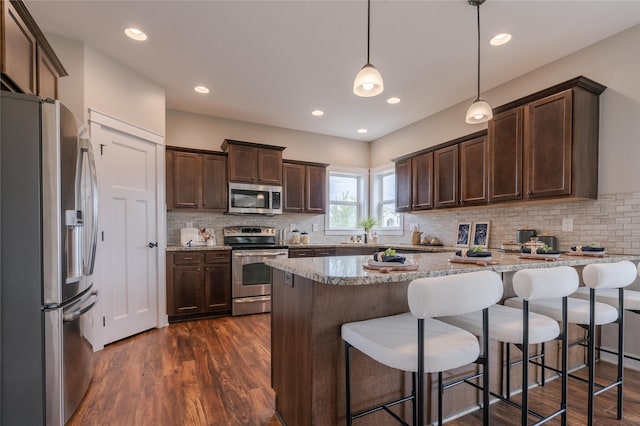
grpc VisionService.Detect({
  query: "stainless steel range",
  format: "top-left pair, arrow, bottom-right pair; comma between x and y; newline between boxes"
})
224,226 -> 288,316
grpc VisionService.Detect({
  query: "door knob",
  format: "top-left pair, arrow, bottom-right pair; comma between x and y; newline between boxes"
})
148,242 -> 158,248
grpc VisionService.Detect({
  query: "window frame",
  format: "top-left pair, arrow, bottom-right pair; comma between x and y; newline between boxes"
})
370,165 -> 403,236
324,166 -> 369,235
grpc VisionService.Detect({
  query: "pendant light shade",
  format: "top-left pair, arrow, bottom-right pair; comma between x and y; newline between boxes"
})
466,0 -> 492,124
466,98 -> 492,123
353,0 -> 383,97
353,63 -> 384,97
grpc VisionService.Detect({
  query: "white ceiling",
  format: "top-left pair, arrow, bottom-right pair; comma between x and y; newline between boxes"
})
25,1 -> 640,141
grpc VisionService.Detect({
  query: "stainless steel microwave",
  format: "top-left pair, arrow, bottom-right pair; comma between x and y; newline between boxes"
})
228,182 -> 283,215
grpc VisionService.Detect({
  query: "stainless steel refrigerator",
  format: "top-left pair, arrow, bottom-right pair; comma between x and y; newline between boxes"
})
1,91 -> 99,425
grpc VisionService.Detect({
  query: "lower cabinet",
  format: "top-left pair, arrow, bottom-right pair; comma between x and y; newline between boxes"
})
166,250 -> 231,321
289,247 -> 336,258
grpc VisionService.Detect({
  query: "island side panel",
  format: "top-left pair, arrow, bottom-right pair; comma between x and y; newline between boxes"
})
311,278 -> 412,425
272,269 -> 314,425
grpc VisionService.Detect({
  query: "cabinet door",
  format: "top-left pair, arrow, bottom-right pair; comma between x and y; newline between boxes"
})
434,145 -> 459,208
459,135 -> 488,206
306,165 -> 326,213
3,1 -> 37,94
37,47 -> 58,99
283,163 -> 305,212
289,249 -> 314,258
171,266 -> 204,315
524,91 -> 573,199
488,108 -> 523,203
412,152 -> 433,210
395,158 -> 412,212
204,264 -> 231,313
258,148 -> 282,185
202,154 -> 227,211
227,144 -> 258,183
171,151 -> 201,208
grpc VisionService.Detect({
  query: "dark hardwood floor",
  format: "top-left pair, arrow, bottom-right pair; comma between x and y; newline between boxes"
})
70,314 -> 640,425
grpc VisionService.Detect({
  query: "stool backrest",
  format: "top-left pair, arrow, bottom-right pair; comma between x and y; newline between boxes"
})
513,266 -> 578,300
407,271 -> 503,318
583,260 -> 637,290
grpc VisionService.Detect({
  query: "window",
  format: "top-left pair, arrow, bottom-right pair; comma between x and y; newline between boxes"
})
326,168 -> 367,233
371,166 -> 402,235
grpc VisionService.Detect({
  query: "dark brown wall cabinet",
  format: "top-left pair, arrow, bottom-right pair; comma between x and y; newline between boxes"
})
488,108 -> 523,203
395,151 -> 434,212
459,135 -> 488,206
434,145 -> 459,209
489,77 -> 604,202
1,0 -> 66,97
283,160 -> 328,214
395,76 -> 605,212
221,139 -> 285,185
166,147 -> 227,211
166,251 -> 231,321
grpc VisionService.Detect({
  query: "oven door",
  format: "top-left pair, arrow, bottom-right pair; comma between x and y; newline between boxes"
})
232,249 -> 288,299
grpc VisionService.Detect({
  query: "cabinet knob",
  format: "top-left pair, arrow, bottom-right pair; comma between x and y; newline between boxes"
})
515,192 -> 520,196
527,191 -> 532,196
196,268 -> 201,272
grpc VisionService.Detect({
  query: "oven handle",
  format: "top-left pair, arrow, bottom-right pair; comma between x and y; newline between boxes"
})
233,251 -> 288,257
234,295 -> 271,304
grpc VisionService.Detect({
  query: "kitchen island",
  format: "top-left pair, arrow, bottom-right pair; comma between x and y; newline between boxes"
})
266,251 -> 640,425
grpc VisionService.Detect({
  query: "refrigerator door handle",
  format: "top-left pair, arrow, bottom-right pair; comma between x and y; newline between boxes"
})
78,137 -> 99,276
63,290 -> 99,323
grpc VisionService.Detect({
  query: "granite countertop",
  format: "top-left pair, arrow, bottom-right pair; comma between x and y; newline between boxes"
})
166,243 -> 453,253
166,245 -> 232,252
285,242 -> 453,252
266,251 -> 640,286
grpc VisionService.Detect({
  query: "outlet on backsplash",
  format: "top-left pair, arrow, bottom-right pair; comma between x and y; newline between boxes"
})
186,222 -> 193,228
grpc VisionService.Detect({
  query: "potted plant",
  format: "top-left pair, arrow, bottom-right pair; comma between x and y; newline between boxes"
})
359,217 -> 377,243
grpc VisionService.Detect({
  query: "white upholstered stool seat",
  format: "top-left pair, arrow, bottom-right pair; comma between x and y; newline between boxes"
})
342,270 -> 503,426
342,313 -> 480,373
440,304 -> 560,345
504,296 -> 618,325
571,287 -> 640,311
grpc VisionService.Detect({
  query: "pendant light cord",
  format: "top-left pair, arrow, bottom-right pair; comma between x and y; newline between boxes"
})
366,0 -> 371,65
476,3 -> 481,100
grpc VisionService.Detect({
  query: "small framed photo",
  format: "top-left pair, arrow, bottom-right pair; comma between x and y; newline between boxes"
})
471,222 -> 490,248
455,222 -> 472,247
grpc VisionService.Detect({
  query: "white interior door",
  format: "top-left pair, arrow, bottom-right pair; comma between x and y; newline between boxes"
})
91,115 -> 161,345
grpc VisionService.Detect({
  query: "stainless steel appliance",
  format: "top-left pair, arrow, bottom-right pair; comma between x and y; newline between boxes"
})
1,92 -> 99,425
224,226 -> 288,315
228,182 -> 283,215
516,229 -> 537,244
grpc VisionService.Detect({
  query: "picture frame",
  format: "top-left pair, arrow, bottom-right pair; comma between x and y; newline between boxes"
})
471,221 -> 490,248
455,222 -> 472,247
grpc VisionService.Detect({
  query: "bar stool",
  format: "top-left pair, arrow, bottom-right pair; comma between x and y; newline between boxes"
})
341,271 -> 503,426
571,261 -> 640,362
504,260 -> 637,425
441,265 -> 577,425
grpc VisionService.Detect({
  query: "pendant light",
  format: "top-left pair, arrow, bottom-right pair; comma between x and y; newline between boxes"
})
465,0 -> 493,124
353,0 -> 384,97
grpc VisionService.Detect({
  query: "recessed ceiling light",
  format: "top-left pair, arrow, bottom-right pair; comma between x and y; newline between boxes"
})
124,28 -> 147,41
194,86 -> 210,94
387,97 -> 401,104
311,110 -> 324,116
490,33 -> 512,46
357,128 -> 368,134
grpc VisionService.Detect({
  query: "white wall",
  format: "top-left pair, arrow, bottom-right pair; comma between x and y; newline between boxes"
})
371,25 -> 640,195
84,47 -> 165,137
46,34 -> 85,125
166,109 -> 370,168
45,35 -> 166,137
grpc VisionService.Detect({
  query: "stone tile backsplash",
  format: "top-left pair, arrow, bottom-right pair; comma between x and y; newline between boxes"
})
167,191 -> 640,254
